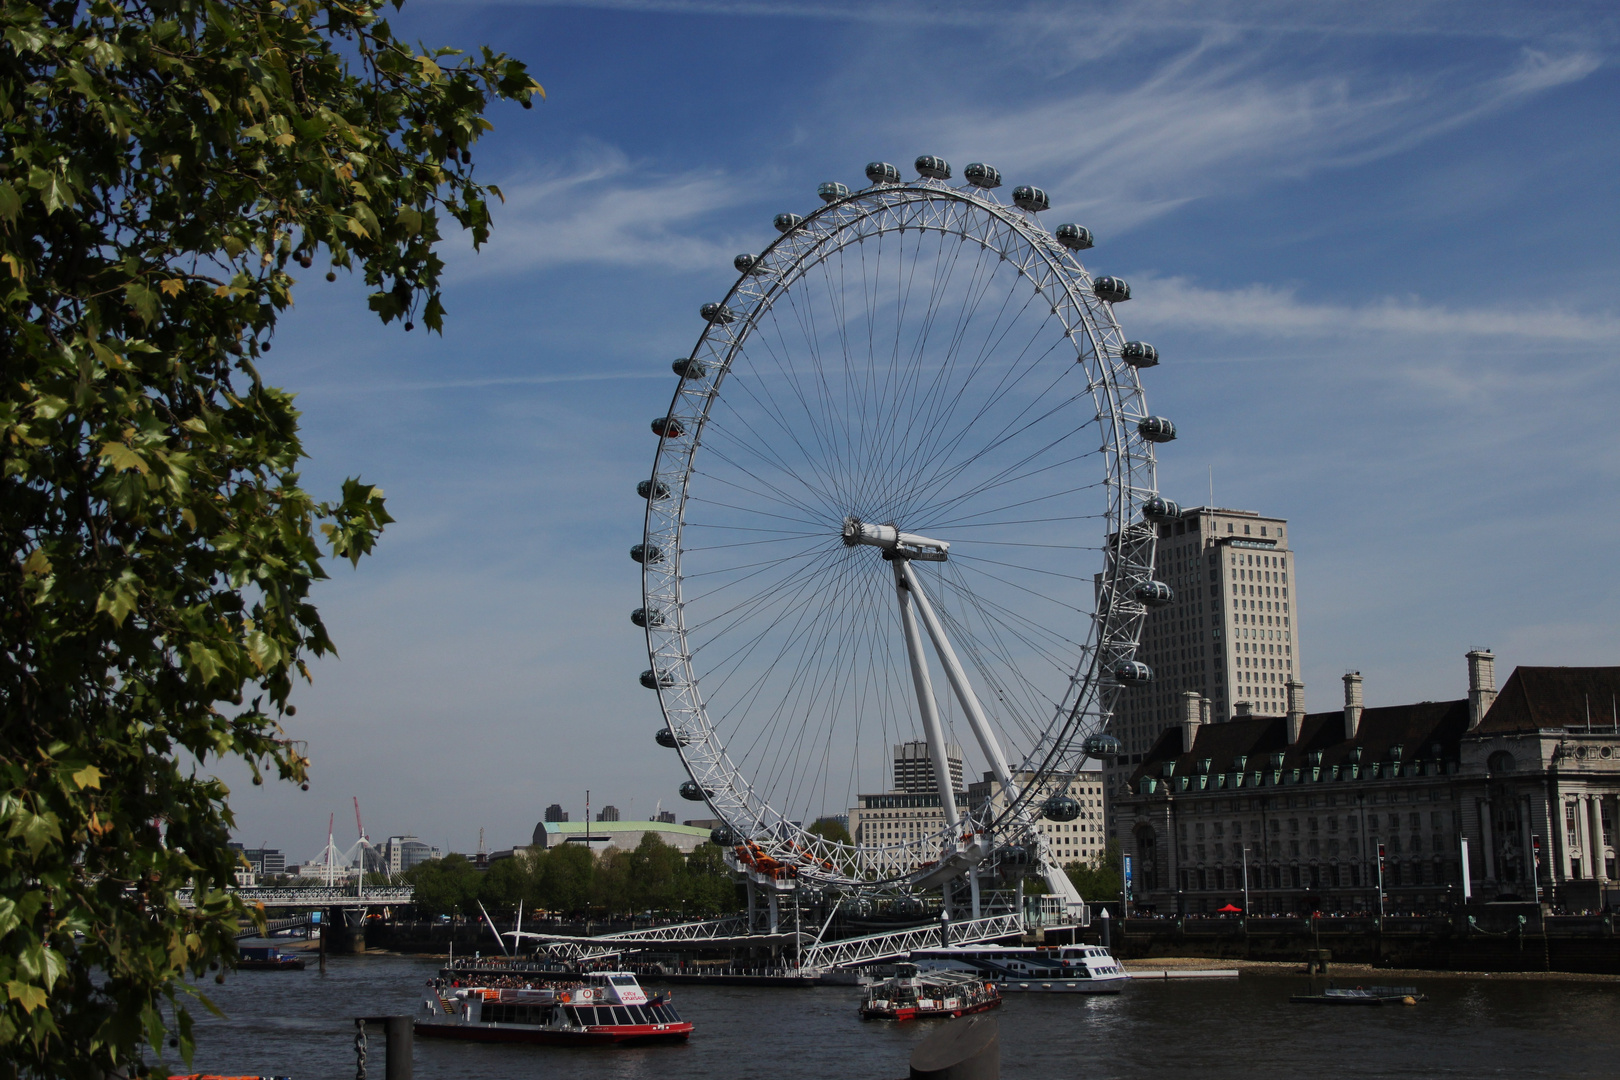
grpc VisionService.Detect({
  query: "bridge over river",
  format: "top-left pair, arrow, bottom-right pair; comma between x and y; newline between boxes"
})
176,885 -> 415,909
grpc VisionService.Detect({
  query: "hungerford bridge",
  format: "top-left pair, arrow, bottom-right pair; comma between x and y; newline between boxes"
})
182,886 -> 1064,973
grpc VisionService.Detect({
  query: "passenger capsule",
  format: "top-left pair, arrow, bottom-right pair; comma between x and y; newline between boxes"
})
640,668 -> 675,689
1056,223 -> 1094,251
630,543 -> 663,564
651,416 -> 684,438
1042,795 -> 1081,822
630,606 -> 666,628
700,302 -> 735,324
655,726 -> 690,748
1120,341 -> 1159,368
1138,416 -> 1176,443
1113,660 -> 1154,686
1133,579 -> 1174,606
710,826 -> 736,847
818,181 -> 851,203
1000,844 -> 1031,866
672,358 -> 707,379
1093,276 -> 1131,303
915,155 -> 952,180
1142,496 -> 1180,523
734,253 -> 762,274
1083,732 -> 1123,759
963,163 -> 1002,189
637,479 -> 670,501
679,780 -> 711,801
1012,186 -> 1049,212
773,212 -> 805,233
865,161 -> 901,185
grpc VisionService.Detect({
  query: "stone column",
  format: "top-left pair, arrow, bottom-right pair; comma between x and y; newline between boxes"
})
1589,795 -> 1608,882
1521,795 -> 1536,891
1479,799 -> 1496,881
1558,799 -> 1574,882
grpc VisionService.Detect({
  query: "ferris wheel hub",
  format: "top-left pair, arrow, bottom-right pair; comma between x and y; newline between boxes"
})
841,516 -> 950,561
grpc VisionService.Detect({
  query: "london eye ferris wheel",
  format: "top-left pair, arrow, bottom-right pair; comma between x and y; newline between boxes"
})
632,156 -> 1176,910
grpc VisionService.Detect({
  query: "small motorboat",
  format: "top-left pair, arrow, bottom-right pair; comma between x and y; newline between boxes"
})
235,946 -> 306,971
1290,984 -> 1425,1006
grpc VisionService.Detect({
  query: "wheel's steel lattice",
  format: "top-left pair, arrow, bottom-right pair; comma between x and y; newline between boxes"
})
638,162 -> 1165,900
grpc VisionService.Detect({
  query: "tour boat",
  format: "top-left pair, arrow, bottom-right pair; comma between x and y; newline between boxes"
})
414,970 -> 693,1045
909,944 -> 1131,993
859,966 -> 1002,1021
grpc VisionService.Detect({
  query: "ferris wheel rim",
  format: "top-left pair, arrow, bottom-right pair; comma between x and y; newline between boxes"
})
638,174 -> 1162,889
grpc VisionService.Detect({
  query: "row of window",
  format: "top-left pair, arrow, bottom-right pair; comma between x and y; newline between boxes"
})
1175,858 -> 1456,892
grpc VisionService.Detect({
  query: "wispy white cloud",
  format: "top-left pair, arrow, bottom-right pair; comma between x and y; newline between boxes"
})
455,142 -> 742,277
888,45 -> 1601,232
1130,274 -> 1620,342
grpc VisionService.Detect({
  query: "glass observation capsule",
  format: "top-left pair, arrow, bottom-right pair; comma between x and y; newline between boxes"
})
865,161 -> 901,184
1138,416 -> 1177,443
630,606 -> 665,628
710,826 -> 736,847
1093,276 -> 1131,303
1042,795 -> 1081,822
1000,844 -> 1031,865
734,253 -> 763,274
700,302 -> 735,324
651,416 -> 684,438
915,155 -> 952,180
1121,341 -> 1159,368
655,726 -> 689,748
1113,660 -> 1154,686
774,212 -> 805,233
1012,186 -> 1049,212
637,479 -> 670,501
640,668 -> 675,689
1056,223 -> 1094,250
672,358 -> 707,379
630,543 -> 663,564
963,162 -> 1002,188
1142,496 -> 1181,523
1133,579 -> 1174,606
818,181 -> 851,203
679,780 -> 710,801
1083,732 -> 1123,759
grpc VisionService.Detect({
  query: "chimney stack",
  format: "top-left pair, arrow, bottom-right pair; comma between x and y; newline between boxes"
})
1467,648 -> 1497,730
1181,691 -> 1204,753
1343,671 -> 1363,740
1286,680 -> 1307,744
1234,701 -> 1254,719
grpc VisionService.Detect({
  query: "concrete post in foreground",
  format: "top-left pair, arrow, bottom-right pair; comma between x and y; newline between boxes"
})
910,1015 -> 998,1080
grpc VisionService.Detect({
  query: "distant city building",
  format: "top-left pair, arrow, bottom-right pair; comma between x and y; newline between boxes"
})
1114,652 -> 1620,915
531,820 -> 710,855
544,803 -> 569,823
228,844 -> 286,877
967,771 -> 1107,866
682,819 -> 723,830
597,805 -> 621,822
893,740 -> 964,794
382,835 -> 442,875
656,810 -> 677,824
1104,506 -> 1300,847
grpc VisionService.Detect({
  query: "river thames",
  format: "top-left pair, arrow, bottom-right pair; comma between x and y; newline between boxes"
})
180,954 -> 1620,1079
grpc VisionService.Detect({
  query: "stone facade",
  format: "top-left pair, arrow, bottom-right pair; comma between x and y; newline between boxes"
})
1114,653 -> 1620,915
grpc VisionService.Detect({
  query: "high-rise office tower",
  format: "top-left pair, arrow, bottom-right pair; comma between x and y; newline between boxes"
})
893,740 -> 965,794
1103,506 -> 1302,838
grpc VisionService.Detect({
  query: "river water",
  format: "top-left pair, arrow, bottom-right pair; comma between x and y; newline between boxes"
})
180,953 -> 1620,1079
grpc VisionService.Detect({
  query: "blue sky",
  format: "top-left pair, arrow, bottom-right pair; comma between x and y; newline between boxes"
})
222,0 -> 1620,860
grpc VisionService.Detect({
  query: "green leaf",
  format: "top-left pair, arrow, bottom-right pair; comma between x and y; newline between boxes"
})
70,765 -> 103,791
124,280 -> 160,324
94,570 -> 139,626
0,181 -> 20,222
4,982 -> 47,1014
99,441 -> 150,475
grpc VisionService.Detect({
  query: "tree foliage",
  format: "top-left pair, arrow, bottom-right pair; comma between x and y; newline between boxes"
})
0,0 -> 539,1074
1065,840 -> 1123,901
407,836 -> 743,921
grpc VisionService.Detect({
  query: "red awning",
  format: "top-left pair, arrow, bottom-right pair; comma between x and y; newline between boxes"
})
1217,904 -> 1243,913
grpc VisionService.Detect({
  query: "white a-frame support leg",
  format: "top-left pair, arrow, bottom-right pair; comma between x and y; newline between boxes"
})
897,559 -> 1085,914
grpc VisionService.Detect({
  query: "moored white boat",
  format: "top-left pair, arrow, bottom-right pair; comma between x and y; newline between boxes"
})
909,944 -> 1130,993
